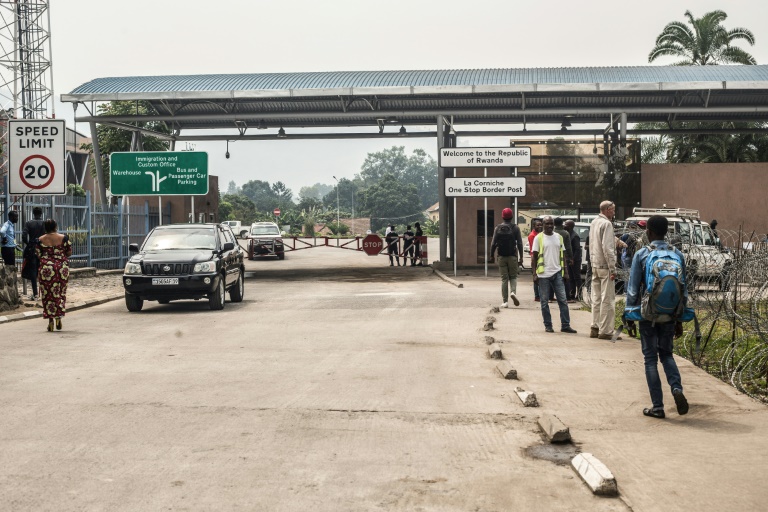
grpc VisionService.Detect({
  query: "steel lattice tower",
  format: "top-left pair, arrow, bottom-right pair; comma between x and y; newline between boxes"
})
0,0 -> 54,187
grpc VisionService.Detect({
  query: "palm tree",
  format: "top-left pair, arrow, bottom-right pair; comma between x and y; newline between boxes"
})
649,10 -> 756,65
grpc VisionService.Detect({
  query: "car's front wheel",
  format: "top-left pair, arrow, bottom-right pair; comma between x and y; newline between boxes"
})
125,293 -> 144,312
209,275 -> 226,310
230,271 -> 244,302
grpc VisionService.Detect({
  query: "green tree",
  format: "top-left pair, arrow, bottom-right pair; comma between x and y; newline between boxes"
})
241,180 -> 275,211
298,183 -> 333,201
323,178 -> 359,215
66,184 -> 86,197
226,180 -> 240,195
79,101 -> 170,202
357,146 -> 437,210
360,172 -> 421,231
649,10 -> 756,65
220,193 -> 258,224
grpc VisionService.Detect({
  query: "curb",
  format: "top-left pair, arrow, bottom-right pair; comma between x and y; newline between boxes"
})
0,292 -> 124,325
433,268 -> 463,288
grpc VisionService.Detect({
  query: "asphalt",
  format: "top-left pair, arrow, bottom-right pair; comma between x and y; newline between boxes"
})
2,254 -> 767,510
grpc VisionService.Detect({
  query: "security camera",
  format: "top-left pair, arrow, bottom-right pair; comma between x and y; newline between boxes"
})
225,151 -> 230,159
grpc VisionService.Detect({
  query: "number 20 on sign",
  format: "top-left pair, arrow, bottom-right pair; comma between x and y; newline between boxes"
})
8,119 -> 66,195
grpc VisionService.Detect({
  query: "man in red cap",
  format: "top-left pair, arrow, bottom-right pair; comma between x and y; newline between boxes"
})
490,207 -> 524,308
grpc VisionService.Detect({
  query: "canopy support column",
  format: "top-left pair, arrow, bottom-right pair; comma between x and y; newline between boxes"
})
89,121 -> 108,205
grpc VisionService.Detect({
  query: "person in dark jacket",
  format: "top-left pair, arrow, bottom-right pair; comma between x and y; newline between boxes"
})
564,220 -> 581,302
490,208 -> 524,308
22,206 -> 45,300
403,225 -> 415,266
413,222 -> 424,266
385,226 -> 400,266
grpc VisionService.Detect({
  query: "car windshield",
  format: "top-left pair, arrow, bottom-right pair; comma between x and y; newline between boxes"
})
251,225 -> 280,236
143,227 -> 216,250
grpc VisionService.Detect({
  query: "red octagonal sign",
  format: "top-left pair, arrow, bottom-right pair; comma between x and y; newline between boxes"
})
362,233 -> 383,256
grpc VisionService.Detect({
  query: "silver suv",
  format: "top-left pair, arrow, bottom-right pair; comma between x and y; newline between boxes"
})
247,222 -> 285,260
625,207 -> 732,290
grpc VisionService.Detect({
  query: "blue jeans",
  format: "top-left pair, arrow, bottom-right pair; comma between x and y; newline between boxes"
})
536,273 -> 570,329
640,321 -> 682,410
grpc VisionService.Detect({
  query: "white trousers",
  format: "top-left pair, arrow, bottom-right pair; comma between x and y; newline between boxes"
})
591,268 -> 615,335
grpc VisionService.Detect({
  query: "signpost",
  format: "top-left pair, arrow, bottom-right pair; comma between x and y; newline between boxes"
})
273,208 -> 281,217
439,147 -> 532,278
445,177 -> 526,197
439,147 -> 531,168
9,119 -> 66,195
109,151 -> 209,196
362,234 -> 383,256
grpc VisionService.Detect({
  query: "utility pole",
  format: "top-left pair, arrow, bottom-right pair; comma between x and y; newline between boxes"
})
332,176 -> 340,231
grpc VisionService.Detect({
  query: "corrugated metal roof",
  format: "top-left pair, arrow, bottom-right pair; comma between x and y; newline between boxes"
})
67,65 -> 768,96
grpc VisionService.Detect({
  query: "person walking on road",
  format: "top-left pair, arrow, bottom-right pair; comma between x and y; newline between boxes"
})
589,201 -> 619,340
490,207 -> 523,308
564,220 -> 581,302
36,219 -> 72,332
403,225 -> 415,266
531,216 -> 577,334
1,210 -> 19,267
625,215 -> 690,419
385,225 -> 400,266
528,218 -> 543,302
22,206 -> 45,300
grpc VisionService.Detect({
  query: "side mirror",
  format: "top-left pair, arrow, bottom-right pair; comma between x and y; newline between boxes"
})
129,243 -> 139,253
222,242 -> 235,252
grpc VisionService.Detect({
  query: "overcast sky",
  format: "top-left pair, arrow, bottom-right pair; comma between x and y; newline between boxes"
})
46,0 -> 768,197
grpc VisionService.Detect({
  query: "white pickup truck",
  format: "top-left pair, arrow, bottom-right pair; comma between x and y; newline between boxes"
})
222,220 -> 248,239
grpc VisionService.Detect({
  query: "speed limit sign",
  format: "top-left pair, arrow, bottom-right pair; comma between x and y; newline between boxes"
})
9,119 -> 66,195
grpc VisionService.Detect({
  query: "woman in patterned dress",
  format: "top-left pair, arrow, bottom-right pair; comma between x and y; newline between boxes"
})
36,219 -> 72,332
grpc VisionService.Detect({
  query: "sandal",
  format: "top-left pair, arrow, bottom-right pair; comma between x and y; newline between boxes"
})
643,408 -> 665,419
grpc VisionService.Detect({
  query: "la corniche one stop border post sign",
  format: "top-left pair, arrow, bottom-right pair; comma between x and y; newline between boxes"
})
8,119 -> 66,195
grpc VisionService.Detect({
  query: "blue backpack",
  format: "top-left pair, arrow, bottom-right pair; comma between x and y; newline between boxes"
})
625,246 -> 694,324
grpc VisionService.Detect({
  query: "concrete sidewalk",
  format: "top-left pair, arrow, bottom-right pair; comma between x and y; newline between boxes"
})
457,268 -> 768,511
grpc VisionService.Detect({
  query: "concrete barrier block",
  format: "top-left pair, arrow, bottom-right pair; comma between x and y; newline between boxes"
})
538,413 -> 571,443
571,453 -> 618,496
514,386 -> 538,407
482,322 -> 494,331
485,316 -> 497,324
495,361 -> 517,379
483,336 -> 495,345
488,343 -> 503,359
489,306 -> 500,313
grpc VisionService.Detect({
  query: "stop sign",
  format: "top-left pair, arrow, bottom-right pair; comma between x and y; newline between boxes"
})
362,233 -> 383,256
273,208 -> 281,216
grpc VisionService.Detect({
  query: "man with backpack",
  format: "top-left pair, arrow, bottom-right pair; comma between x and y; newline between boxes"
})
625,215 -> 690,419
490,208 -> 523,308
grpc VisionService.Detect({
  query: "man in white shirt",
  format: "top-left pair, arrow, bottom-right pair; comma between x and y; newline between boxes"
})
532,216 -> 577,334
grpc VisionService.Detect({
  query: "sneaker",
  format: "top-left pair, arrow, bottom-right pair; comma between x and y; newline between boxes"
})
534,297 -> 541,302
545,327 -> 555,333
598,333 -> 622,341
561,327 -> 577,334
509,293 -> 520,307
590,327 -> 599,338
501,302 -> 508,309
672,388 -> 689,415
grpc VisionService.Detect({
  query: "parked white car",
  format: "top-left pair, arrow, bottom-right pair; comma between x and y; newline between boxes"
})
222,220 -> 248,239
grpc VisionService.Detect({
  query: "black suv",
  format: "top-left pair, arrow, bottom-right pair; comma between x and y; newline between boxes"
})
122,223 -> 245,311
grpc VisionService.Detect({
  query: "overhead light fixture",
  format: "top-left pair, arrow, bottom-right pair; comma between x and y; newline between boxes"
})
225,140 -> 230,159
277,127 -> 286,138
257,120 -> 267,130
399,125 -> 406,136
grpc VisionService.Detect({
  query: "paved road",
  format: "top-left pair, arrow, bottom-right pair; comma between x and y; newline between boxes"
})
2,244 -> 767,511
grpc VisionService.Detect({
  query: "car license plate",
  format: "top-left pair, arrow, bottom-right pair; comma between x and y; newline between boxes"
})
152,278 -> 178,285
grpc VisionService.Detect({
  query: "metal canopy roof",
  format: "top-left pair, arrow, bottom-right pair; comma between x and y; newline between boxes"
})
63,65 -> 768,140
